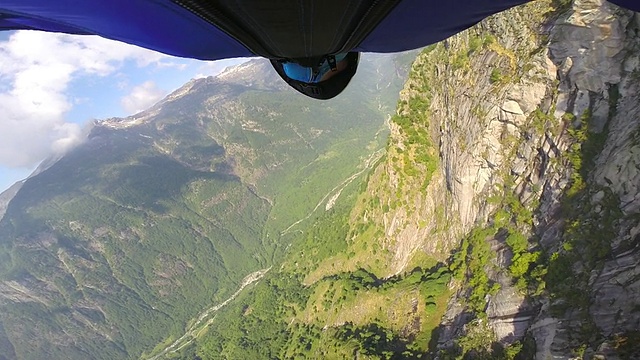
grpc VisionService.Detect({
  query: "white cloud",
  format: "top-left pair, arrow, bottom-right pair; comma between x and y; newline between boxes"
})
121,81 -> 166,114
194,58 -> 252,79
0,31 -> 172,168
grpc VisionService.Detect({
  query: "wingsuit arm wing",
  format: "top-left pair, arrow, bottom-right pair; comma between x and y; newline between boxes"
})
0,0 -> 253,60
609,0 -> 640,11
0,0 -> 639,61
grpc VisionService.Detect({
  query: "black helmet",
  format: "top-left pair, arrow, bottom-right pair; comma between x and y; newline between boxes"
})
270,52 -> 359,100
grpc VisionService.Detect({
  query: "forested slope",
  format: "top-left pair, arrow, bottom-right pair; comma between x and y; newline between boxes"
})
0,55 -> 411,360
185,1 -> 640,358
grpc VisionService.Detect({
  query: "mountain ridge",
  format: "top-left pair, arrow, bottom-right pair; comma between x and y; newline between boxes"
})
3,1 -> 640,357
0,54 -> 414,359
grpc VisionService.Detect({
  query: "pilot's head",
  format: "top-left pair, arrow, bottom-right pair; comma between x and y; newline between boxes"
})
270,52 -> 359,100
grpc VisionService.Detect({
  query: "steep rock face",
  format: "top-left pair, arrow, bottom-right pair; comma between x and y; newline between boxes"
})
356,0 -> 639,358
357,1 -> 556,271
529,2 -> 640,358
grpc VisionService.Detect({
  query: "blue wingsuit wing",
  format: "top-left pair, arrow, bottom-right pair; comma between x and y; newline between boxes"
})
0,1 -> 638,60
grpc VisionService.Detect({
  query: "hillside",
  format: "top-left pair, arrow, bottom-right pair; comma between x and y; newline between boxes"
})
0,54 -> 412,360
2,0 -> 639,358
183,0 -> 640,359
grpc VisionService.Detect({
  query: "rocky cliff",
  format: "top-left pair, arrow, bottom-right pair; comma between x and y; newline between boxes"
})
354,0 -> 640,357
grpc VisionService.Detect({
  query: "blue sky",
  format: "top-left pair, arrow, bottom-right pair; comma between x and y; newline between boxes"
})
0,30 -> 248,193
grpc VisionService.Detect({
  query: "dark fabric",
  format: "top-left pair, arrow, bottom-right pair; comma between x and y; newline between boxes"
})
356,0 -> 529,53
0,1 -> 638,60
359,0 -> 640,52
610,0 -> 640,11
271,52 -> 360,100
172,0 -> 400,59
0,0 -> 254,60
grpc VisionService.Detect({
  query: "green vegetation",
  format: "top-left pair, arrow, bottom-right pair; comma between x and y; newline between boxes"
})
187,2 -> 609,359
528,107 -> 557,136
0,55 -> 408,360
193,257 -> 452,359
390,47 -> 443,194
490,68 -> 504,84
545,110 -> 620,327
0,140 -> 267,358
5,2 -> 635,359
239,87 -> 393,239
450,227 -> 499,312
184,120 -> 453,358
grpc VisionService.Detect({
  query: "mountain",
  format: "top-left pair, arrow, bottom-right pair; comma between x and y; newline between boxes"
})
3,0 -> 640,358
175,0 -> 640,359
0,53 -> 413,360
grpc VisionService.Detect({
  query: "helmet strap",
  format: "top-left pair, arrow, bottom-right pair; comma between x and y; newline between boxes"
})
327,55 -> 337,71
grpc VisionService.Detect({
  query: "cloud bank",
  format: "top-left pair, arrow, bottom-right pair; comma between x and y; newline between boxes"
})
0,31 -> 168,168
121,81 -> 166,114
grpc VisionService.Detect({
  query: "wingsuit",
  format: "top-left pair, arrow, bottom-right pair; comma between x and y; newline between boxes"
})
1,0 -> 638,98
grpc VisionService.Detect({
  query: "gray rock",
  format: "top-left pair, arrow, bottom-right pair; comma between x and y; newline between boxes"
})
374,0 -> 640,358
502,100 -> 525,115
592,190 -> 605,204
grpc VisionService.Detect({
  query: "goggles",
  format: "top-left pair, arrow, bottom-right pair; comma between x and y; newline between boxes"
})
281,53 -> 348,83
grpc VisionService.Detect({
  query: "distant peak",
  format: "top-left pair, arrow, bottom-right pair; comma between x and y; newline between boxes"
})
216,58 -> 261,80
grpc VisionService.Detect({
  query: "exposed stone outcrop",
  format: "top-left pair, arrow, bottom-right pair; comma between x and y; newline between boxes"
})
359,0 -> 640,358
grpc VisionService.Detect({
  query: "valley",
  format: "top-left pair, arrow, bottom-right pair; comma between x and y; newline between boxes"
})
2,1 -> 640,359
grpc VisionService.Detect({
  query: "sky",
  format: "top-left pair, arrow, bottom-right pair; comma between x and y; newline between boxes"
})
0,30 -> 248,193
